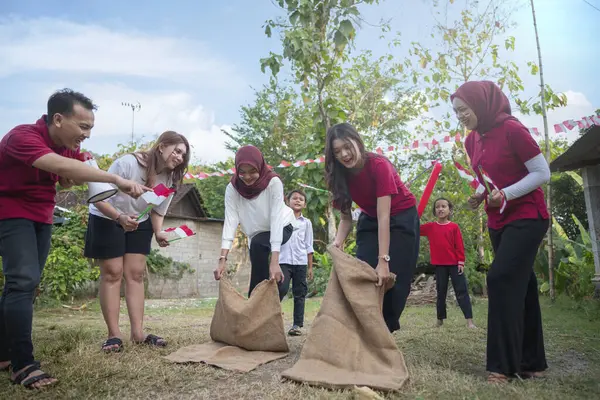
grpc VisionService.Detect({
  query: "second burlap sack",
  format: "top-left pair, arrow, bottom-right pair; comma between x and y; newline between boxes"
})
281,245 -> 409,391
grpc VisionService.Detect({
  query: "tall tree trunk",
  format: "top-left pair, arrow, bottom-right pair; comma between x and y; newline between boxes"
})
530,0 -> 555,301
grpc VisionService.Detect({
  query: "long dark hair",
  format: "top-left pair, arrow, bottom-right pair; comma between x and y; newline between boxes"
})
324,123 -> 366,214
134,130 -> 190,188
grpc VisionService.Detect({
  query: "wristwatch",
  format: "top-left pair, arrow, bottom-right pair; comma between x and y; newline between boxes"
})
378,255 -> 390,262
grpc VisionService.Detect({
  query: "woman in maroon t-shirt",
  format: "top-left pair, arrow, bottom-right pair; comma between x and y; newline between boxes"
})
325,122 -> 419,333
451,81 -> 551,383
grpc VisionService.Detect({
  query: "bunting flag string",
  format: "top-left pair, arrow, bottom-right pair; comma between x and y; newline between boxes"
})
184,113 -> 599,182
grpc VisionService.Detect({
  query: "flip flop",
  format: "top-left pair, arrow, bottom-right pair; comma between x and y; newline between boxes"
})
101,337 -> 123,353
487,372 -> 509,384
135,334 -> 167,348
11,361 -> 57,390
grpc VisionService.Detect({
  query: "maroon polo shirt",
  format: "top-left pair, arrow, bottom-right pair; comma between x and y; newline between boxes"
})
335,153 -> 416,218
0,116 -> 80,224
465,118 -> 549,230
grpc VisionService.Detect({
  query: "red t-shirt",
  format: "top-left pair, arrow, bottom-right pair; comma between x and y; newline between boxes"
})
341,153 -> 416,217
0,116 -> 80,224
420,221 -> 465,266
465,118 -> 549,230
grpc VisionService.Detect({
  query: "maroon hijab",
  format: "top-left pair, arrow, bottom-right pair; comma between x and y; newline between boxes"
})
230,145 -> 279,200
451,80 -> 516,134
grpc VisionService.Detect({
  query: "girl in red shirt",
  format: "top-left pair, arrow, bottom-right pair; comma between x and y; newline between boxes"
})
420,198 -> 476,329
451,81 -> 551,383
325,123 -> 419,333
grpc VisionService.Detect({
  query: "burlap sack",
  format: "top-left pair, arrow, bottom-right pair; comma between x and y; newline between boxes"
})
165,278 -> 289,372
281,245 -> 409,391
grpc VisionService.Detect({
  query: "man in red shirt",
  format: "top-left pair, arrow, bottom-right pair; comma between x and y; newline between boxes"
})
0,89 -> 149,390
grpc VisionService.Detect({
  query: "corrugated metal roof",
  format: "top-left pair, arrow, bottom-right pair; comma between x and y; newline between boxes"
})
550,125 -> 600,172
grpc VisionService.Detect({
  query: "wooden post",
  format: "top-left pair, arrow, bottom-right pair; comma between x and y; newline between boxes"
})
582,165 -> 600,297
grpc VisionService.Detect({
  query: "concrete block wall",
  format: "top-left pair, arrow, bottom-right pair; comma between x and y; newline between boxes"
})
148,217 -> 200,298
148,217 -> 250,299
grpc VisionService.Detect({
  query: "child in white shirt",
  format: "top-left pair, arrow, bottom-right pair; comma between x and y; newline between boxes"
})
279,190 -> 314,336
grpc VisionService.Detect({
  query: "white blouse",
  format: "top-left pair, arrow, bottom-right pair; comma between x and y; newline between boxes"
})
221,177 -> 295,252
89,154 -> 173,222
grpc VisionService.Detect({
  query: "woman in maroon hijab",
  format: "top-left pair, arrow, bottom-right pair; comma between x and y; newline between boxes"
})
214,145 -> 295,296
451,81 -> 551,383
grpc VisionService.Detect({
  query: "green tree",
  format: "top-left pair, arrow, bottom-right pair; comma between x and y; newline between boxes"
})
224,52 -> 428,248
260,0 -> 382,243
190,159 -> 235,219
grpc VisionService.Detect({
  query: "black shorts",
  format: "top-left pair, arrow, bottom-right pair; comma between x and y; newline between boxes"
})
84,214 -> 154,260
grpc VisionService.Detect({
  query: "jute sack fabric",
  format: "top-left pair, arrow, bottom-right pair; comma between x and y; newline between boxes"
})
281,245 -> 409,391
164,278 -> 289,372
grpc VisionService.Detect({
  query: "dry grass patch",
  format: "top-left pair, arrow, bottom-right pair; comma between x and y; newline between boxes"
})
1,296 -> 599,399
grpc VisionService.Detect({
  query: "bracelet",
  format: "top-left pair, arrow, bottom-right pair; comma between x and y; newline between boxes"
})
115,213 -> 124,221
218,255 -> 227,261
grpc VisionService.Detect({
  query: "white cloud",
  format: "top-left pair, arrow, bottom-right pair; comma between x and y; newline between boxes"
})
0,16 -> 242,163
76,83 -> 235,163
0,16 -> 243,89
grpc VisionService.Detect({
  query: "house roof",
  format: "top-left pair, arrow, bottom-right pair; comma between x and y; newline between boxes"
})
550,125 -> 600,172
165,183 -> 224,222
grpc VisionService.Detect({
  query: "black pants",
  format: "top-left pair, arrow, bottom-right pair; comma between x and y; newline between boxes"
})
486,218 -> 549,376
248,224 -> 293,296
356,206 -> 419,333
0,218 -> 52,371
434,266 -> 473,320
278,264 -> 308,327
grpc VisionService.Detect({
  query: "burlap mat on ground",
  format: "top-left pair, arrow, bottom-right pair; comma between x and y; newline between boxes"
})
281,245 -> 409,391
164,278 -> 289,372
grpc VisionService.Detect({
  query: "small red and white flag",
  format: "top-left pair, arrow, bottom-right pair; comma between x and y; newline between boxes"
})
478,166 -> 507,214
142,184 -> 176,206
454,161 -> 485,195
163,224 -> 196,242
136,184 -> 176,221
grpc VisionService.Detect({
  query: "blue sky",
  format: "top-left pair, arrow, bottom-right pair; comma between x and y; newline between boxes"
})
0,0 -> 598,163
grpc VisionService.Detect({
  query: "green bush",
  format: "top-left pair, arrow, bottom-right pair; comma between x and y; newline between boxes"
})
537,215 -> 596,301
40,206 -> 100,300
146,249 -> 194,280
308,250 -> 333,297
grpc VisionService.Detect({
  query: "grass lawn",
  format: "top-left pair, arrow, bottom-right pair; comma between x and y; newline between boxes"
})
1,295 -> 599,399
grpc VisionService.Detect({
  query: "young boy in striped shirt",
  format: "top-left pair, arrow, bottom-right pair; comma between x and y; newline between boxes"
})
278,190 -> 314,336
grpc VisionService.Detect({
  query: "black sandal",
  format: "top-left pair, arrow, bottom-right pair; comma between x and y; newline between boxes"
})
11,362 -> 56,390
136,334 -> 167,348
101,337 -> 123,353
